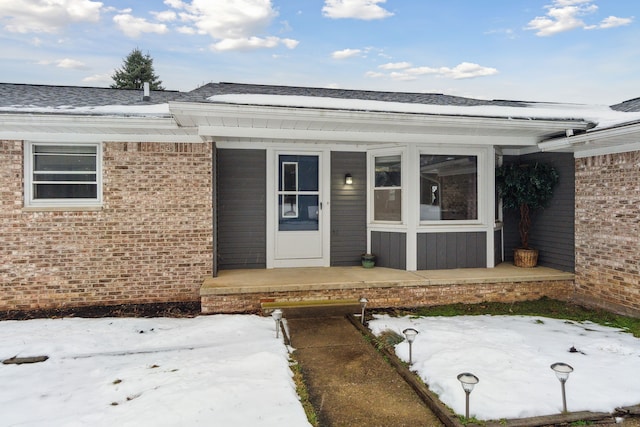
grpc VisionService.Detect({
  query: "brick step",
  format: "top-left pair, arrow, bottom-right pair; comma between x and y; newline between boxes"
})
261,299 -> 362,319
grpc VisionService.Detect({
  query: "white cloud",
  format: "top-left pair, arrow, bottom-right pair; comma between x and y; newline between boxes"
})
82,73 -> 111,84
331,48 -> 362,59
379,61 -> 411,70
56,58 -> 88,69
525,0 -> 633,36
368,62 -> 498,81
0,0 -> 102,33
161,0 -> 296,52
170,0 -> 276,39
210,36 -> 298,52
113,13 -> 168,38
365,71 -> 385,78
176,25 -> 196,34
594,15 -> 634,29
322,0 -> 393,20
151,10 -> 177,22
439,62 -> 499,79
37,58 -> 88,69
389,71 -> 416,81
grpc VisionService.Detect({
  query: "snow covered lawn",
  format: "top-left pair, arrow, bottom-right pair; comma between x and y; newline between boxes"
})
0,315 -> 311,427
369,314 -> 640,421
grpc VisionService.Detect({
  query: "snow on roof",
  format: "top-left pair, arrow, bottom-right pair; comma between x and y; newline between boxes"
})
0,103 -> 171,117
207,94 -> 640,130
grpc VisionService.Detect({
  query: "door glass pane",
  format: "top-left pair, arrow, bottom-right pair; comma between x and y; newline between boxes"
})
282,162 -> 297,192
278,154 -> 320,232
298,156 -> 318,191
279,195 -> 319,231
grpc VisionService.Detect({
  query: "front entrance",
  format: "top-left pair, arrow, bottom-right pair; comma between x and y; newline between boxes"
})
271,152 -> 326,267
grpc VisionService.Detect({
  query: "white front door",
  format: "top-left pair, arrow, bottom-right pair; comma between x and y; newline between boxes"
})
273,152 -> 325,267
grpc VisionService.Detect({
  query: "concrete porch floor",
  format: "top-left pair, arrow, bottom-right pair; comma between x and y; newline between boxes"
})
201,263 -> 574,295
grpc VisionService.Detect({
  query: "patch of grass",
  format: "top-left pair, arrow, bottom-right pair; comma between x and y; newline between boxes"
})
289,358 -> 318,427
375,329 -> 404,350
406,297 -> 640,337
570,420 -> 594,426
458,415 -> 486,425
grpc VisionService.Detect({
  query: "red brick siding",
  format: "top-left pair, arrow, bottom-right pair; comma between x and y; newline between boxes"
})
201,280 -> 574,313
574,151 -> 640,316
0,140 -> 213,311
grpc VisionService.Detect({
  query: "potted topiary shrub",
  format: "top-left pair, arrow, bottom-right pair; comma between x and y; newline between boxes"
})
496,162 -> 559,267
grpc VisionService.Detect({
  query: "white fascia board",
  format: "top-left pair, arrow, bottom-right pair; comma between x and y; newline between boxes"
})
200,125 -> 542,146
0,113 -> 202,143
539,121 -> 640,155
0,114 -> 179,130
574,141 -> 640,158
0,131 -> 202,143
172,102 -> 590,137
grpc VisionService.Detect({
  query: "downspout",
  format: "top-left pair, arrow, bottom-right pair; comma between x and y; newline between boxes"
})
212,140 -> 218,277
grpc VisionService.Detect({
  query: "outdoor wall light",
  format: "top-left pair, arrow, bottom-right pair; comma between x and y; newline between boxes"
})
345,173 -> 353,185
402,328 -> 419,364
271,309 -> 283,338
551,362 -> 573,413
359,297 -> 368,324
457,372 -> 479,420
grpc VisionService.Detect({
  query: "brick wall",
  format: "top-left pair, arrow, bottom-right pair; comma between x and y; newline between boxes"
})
201,280 -> 574,313
0,140 -> 213,311
574,151 -> 640,316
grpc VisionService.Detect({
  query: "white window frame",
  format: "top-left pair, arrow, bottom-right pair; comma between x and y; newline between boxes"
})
417,146 -> 487,227
368,149 -> 406,226
24,141 -> 103,209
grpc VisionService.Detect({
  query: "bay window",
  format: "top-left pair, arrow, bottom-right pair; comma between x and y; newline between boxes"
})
419,154 -> 477,221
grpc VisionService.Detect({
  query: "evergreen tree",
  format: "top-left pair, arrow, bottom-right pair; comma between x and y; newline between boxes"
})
111,48 -> 164,90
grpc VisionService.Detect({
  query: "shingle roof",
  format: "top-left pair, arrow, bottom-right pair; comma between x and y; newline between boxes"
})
610,97 -> 640,112
185,82 -> 529,108
0,83 -> 183,108
0,81 -> 533,110
1,81 -> 635,117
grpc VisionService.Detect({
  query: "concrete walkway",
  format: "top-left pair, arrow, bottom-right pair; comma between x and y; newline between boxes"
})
287,314 -> 444,427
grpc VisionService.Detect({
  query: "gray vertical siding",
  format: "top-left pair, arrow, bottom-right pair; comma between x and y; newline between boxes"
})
217,149 -> 267,269
330,152 -> 367,266
371,231 -> 407,269
502,153 -> 575,272
417,232 -> 487,269
494,229 -> 503,266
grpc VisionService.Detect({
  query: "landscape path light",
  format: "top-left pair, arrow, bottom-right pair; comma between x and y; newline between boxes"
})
402,328 -> 419,365
271,309 -> 283,338
551,362 -> 573,413
359,297 -> 368,324
457,372 -> 479,420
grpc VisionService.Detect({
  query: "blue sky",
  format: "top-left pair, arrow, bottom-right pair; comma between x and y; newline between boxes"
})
0,0 -> 637,104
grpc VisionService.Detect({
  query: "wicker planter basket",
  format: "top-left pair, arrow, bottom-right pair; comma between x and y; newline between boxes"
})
514,248 -> 538,268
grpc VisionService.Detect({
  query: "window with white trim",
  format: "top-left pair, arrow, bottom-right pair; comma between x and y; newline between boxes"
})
419,154 -> 478,221
373,154 -> 402,222
25,142 -> 102,207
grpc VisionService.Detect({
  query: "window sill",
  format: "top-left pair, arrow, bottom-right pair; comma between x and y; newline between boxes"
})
23,205 -> 103,212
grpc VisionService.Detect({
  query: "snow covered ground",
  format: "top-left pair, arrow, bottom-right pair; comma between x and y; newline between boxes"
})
0,315 -> 311,427
3,313 -> 639,426
369,314 -> 640,421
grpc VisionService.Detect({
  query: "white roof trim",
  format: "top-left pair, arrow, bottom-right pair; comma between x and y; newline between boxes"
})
539,121 -> 640,157
0,113 -> 202,143
171,101 -> 592,147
